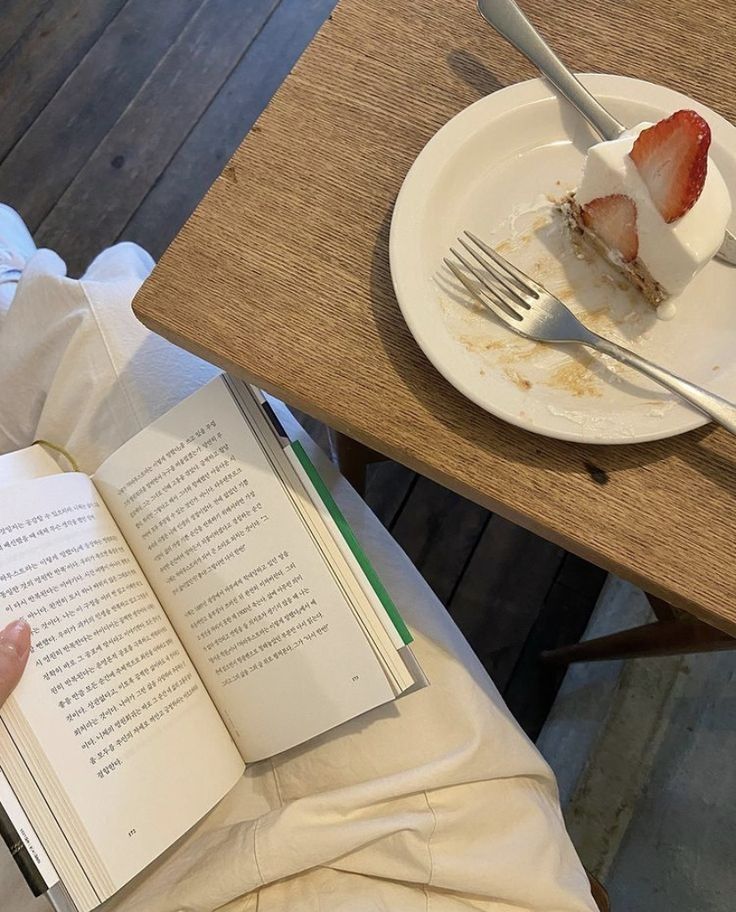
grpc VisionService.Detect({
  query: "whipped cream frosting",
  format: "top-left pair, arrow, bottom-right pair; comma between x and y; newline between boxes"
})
576,123 -> 732,297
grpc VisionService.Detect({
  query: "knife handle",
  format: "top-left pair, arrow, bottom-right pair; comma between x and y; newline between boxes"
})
477,0 -> 624,141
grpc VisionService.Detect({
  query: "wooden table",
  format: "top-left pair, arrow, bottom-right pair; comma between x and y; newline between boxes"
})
133,0 -> 736,637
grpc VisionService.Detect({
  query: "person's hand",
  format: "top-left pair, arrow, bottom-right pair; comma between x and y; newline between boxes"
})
0,619 -> 31,707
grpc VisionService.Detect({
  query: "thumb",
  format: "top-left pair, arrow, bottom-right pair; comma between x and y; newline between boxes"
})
0,619 -> 31,707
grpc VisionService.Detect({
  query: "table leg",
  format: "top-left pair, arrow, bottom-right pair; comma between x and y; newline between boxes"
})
587,871 -> 610,912
327,429 -> 386,496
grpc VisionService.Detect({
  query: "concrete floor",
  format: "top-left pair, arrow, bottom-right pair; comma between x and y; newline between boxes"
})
540,576 -> 736,911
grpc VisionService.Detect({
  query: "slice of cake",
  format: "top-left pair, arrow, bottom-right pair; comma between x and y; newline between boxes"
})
562,109 -> 732,309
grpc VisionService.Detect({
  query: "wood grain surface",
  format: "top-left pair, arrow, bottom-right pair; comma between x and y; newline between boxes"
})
121,0 -> 338,260
133,0 -> 736,632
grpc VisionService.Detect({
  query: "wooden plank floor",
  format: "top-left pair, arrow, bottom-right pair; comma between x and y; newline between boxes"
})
0,0 -> 606,739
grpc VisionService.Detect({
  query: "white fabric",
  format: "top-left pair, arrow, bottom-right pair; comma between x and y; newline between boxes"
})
0,219 -> 596,912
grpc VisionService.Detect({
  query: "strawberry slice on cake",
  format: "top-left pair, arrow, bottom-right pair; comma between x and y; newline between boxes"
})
562,109 -> 731,310
630,110 -> 710,223
581,194 -> 638,263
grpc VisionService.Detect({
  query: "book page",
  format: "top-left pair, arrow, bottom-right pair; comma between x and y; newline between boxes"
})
0,444 -> 61,489
0,473 -> 244,907
0,445 -> 65,900
94,378 -> 396,761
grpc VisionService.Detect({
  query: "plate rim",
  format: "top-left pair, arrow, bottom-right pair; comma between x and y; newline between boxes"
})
389,73 -> 736,445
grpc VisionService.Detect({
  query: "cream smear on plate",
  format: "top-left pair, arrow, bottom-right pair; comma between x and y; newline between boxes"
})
437,194 -> 679,430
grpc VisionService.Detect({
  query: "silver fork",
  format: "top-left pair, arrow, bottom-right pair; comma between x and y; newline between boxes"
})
445,232 -> 736,435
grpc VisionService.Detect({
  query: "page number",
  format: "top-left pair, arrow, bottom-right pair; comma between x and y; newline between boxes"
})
128,829 -> 137,838
351,675 -> 360,683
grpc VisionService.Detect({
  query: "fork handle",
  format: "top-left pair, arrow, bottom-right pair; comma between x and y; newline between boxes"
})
590,336 -> 736,435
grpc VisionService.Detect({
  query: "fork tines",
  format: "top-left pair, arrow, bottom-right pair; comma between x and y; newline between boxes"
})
444,231 -> 543,325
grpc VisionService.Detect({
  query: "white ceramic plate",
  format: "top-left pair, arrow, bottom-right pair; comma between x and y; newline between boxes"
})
389,74 -> 736,444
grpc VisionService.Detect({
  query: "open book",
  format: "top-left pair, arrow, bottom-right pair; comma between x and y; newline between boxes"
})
0,376 -> 423,912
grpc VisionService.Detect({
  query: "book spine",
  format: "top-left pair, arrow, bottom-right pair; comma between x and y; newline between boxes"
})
228,379 -> 413,646
0,770 -> 58,896
0,801 -> 47,896
288,440 -> 412,645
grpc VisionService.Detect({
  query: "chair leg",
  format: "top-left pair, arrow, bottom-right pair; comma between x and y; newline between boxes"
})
587,871 -> 610,911
327,428 -> 386,497
542,611 -> 736,665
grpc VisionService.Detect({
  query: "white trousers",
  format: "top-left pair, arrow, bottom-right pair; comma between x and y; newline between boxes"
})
0,216 -> 595,912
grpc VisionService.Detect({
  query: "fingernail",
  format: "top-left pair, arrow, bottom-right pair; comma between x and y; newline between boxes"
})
0,619 -> 31,660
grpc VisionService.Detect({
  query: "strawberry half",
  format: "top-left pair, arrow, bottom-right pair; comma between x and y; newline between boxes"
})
629,109 -> 710,223
581,194 -> 639,262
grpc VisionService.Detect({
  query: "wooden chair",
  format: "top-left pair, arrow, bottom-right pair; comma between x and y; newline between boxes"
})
542,595 -> 735,664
